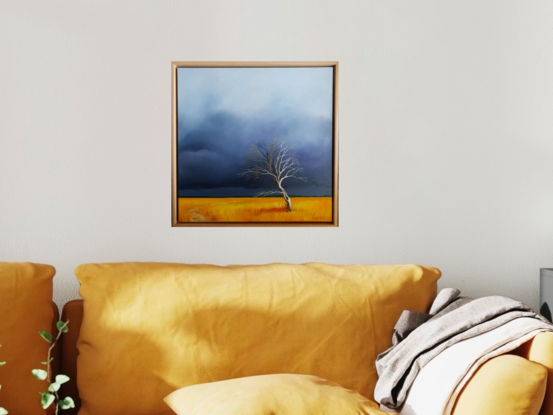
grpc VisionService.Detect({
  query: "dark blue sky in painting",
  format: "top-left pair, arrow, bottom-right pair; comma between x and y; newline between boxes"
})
177,67 -> 334,197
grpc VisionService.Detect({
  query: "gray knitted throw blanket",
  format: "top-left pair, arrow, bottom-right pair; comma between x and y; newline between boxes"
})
374,288 -> 552,410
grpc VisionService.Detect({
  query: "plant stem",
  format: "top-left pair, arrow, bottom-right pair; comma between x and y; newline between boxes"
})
46,321 -> 68,415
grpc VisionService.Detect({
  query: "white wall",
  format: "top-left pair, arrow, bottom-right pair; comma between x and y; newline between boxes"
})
1,0 -> 552,308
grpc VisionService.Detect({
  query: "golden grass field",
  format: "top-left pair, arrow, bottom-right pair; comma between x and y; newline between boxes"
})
178,197 -> 332,223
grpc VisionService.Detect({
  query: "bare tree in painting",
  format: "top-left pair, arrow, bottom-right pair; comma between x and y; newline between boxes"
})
239,137 -> 306,212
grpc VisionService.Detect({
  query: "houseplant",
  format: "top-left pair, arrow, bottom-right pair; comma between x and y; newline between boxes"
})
32,321 -> 74,414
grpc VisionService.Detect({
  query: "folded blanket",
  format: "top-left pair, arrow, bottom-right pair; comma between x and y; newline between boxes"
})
375,288 -> 552,411
398,317 -> 550,415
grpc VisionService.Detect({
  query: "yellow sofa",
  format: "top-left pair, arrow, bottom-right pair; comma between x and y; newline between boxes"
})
3,262 -> 553,415
0,263 -> 59,415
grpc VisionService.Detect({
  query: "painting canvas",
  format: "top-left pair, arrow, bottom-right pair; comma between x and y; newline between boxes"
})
171,62 -> 338,226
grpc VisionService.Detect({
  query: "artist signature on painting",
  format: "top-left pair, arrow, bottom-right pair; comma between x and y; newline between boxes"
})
312,214 -> 330,221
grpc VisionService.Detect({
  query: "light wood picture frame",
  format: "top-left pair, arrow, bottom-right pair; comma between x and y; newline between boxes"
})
171,61 -> 339,227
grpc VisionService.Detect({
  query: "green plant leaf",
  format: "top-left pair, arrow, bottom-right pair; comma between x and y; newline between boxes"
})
38,331 -> 53,343
0,406 -> 8,414
60,397 -> 75,410
41,358 -> 54,365
32,369 -> 48,380
48,382 -> 60,392
40,392 -> 55,409
55,374 -> 70,385
56,321 -> 69,333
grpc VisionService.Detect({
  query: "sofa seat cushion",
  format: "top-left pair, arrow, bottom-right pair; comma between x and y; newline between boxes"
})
75,262 -> 440,415
452,354 -> 547,415
164,374 -> 387,415
0,262 -> 56,415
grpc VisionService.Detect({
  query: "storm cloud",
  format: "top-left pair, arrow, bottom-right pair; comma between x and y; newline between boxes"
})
176,67 -> 334,197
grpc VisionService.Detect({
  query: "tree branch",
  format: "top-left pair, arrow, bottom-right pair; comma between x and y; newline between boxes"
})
254,190 -> 283,197
238,137 -> 307,204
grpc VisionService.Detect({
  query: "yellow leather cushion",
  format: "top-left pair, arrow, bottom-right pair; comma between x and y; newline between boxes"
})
0,262 -> 56,415
452,354 -> 547,415
164,374 -> 387,415
513,332 -> 553,415
75,262 -> 440,415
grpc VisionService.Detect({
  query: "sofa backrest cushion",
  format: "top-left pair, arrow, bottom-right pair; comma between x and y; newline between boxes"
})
0,262 -> 56,415
75,262 -> 440,415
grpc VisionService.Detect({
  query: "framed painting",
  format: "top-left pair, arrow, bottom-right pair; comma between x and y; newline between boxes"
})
171,61 -> 338,227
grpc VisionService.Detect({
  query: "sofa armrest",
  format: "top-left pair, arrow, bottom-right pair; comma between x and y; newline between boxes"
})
514,332 -> 553,415
452,354 -> 547,415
